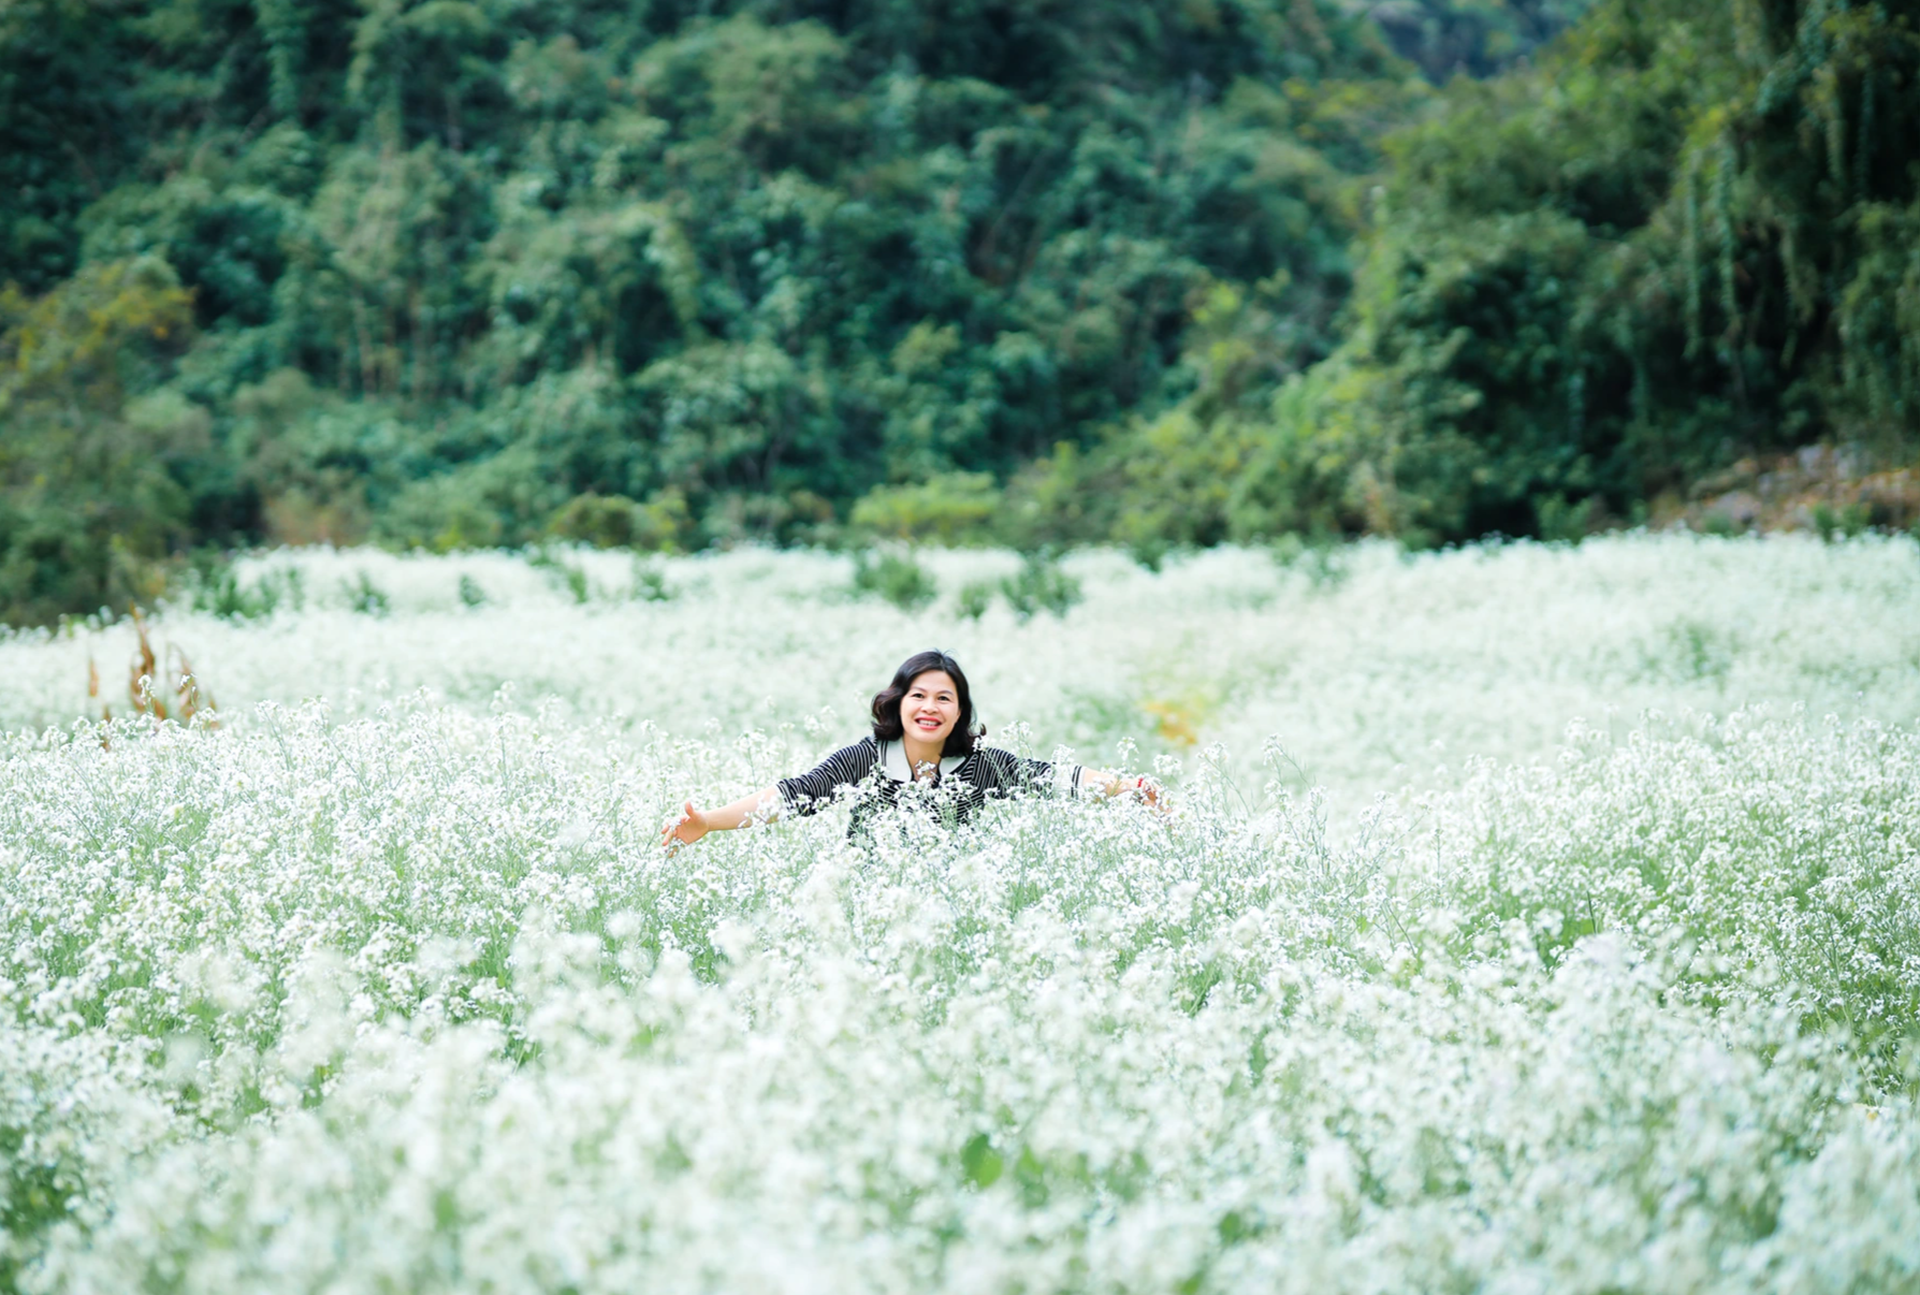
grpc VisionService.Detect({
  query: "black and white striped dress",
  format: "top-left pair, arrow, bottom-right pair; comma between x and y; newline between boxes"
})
777,737 -> 1083,829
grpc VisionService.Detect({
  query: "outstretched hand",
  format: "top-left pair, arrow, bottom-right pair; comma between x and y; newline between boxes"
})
662,800 -> 709,850
1131,776 -> 1169,813
1088,769 -> 1169,813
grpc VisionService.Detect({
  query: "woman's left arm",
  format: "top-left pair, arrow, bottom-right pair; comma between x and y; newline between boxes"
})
989,749 -> 1165,807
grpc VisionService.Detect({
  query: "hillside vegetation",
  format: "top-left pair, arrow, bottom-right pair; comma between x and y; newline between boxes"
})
1051,0 -> 1920,547
4,0 -> 1918,623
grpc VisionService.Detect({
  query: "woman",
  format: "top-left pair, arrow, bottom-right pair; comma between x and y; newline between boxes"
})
662,649 -> 1159,847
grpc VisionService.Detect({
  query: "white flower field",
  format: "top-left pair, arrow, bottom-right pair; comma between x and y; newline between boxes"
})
3,533 -> 1920,1292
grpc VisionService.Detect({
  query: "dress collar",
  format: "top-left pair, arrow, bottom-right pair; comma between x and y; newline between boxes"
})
878,740 -> 964,783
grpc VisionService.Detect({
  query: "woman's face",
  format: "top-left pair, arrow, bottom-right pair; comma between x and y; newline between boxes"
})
900,670 -> 960,748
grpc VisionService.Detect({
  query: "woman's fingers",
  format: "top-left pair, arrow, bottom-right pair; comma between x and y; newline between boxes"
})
662,800 -> 701,848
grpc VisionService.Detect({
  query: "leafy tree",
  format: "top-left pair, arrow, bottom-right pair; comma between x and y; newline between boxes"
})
0,258 -> 200,623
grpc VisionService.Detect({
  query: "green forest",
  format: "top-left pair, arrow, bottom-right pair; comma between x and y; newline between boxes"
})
3,0 -> 1917,624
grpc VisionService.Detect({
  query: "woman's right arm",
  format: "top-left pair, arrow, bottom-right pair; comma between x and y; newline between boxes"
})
663,786 -> 782,848
662,740 -> 878,849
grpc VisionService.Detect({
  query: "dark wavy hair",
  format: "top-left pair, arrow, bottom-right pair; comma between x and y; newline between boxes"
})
871,650 -> 983,756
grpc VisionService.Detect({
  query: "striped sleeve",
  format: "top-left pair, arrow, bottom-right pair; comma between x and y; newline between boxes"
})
974,746 -> 1083,798
776,739 -> 879,816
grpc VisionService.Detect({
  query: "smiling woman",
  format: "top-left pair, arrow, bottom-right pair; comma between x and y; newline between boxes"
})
663,649 -> 1160,846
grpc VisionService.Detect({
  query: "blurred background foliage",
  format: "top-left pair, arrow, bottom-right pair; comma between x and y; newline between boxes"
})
3,0 -> 1916,623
